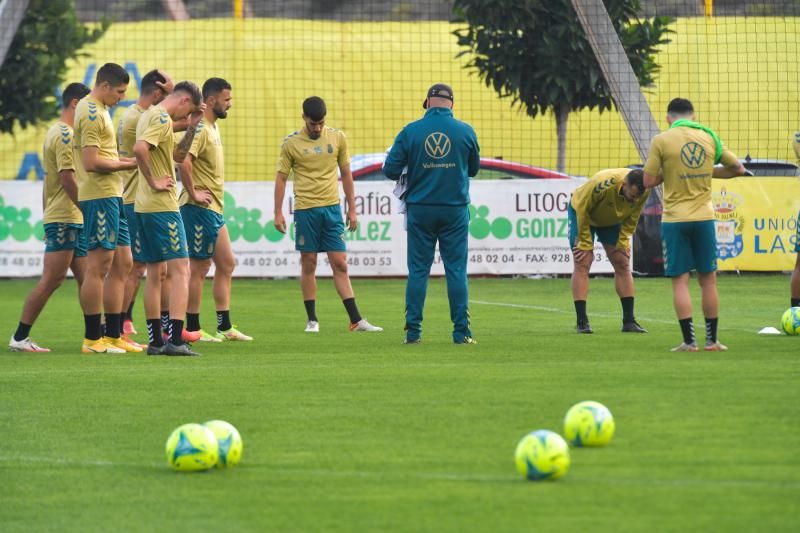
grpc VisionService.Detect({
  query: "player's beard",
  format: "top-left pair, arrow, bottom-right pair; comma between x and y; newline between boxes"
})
214,107 -> 228,119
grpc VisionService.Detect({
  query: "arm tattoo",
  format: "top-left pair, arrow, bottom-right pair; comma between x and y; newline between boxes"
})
174,125 -> 196,163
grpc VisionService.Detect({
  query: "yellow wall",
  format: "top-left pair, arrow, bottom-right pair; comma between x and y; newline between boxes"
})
1,17 -> 798,181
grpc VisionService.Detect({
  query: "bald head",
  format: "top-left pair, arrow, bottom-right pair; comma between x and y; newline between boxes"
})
426,96 -> 453,109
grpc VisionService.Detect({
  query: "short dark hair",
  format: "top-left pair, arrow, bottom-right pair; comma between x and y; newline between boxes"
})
95,63 -> 129,87
140,69 -> 167,95
202,77 -> 232,99
62,82 -> 90,107
303,96 -> 326,121
625,168 -> 645,194
667,98 -> 694,115
174,81 -> 202,107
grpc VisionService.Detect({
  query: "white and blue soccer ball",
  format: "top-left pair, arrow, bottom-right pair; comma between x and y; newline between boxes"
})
514,429 -> 570,481
204,420 -> 243,468
781,307 -> 800,335
165,423 -> 219,472
563,401 -> 615,447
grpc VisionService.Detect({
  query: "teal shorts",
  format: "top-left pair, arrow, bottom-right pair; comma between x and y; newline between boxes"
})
124,203 -> 144,262
661,220 -> 717,277
567,203 -> 621,249
80,197 -> 129,251
294,205 -> 346,253
117,199 -> 130,247
180,204 -> 225,260
44,223 -> 86,257
135,211 -> 188,263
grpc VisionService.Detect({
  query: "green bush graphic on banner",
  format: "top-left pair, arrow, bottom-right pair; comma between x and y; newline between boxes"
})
469,204 -> 512,240
223,190 -> 284,243
0,194 -> 44,242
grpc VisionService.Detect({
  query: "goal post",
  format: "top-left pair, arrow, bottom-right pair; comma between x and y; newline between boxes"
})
0,0 -> 30,68
571,0 -> 665,274
570,0 -> 661,164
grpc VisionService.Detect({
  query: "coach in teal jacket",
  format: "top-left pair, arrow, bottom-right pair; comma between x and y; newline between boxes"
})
383,83 -> 480,344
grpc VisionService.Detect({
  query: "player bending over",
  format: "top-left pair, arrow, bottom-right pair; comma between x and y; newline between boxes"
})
568,168 -> 648,334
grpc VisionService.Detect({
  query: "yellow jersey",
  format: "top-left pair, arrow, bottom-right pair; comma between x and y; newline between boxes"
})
644,126 -> 739,222
134,104 -> 177,213
570,168 -> 649,250
42,121 -> 82,224
277,127 -> 349,210
178,119 -> 225,214
73,96 -> 122,201
117,104 -> 145,205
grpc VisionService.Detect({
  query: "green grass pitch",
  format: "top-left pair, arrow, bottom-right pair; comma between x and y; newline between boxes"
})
0,275 -> 798,532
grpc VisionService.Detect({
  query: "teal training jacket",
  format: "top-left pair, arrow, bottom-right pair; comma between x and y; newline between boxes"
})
383,107 -> 480,206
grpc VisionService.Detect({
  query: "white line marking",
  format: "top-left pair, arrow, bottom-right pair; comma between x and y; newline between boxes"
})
469,299 -> 755,333
0,455 -> 150,469
1,455 -> 796,488
470,300 -> 563,313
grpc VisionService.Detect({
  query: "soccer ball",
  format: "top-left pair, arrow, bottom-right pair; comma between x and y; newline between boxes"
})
165,423 -> 219,472
203,420 -> 243,468
780,306 -> 800,335
563,401 -> 615,447
514,429 -> 570,481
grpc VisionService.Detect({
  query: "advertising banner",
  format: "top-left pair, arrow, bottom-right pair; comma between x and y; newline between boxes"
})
714,178 -> 800,271
0,181 -> 45,275
0,179 -> 615,277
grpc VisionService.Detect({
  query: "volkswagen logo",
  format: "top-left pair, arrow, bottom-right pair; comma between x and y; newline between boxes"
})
424,132 -> 451,159
680,142 -> 706,169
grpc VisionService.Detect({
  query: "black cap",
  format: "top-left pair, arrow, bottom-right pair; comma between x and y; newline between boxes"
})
422,83 -> 454,109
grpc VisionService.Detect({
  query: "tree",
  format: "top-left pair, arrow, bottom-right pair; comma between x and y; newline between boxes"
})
453,0 -> 673,172
0,0 -> 108,134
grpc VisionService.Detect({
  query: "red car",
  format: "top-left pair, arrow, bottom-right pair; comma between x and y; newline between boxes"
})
349,153 -> 571,181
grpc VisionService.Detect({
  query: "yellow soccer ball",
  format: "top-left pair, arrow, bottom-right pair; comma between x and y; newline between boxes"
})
563,401 -> 615,447
203,420 -> 243,468
514,429 -> 570,481
165,423 -> 219,472
780,306 -> 800,335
